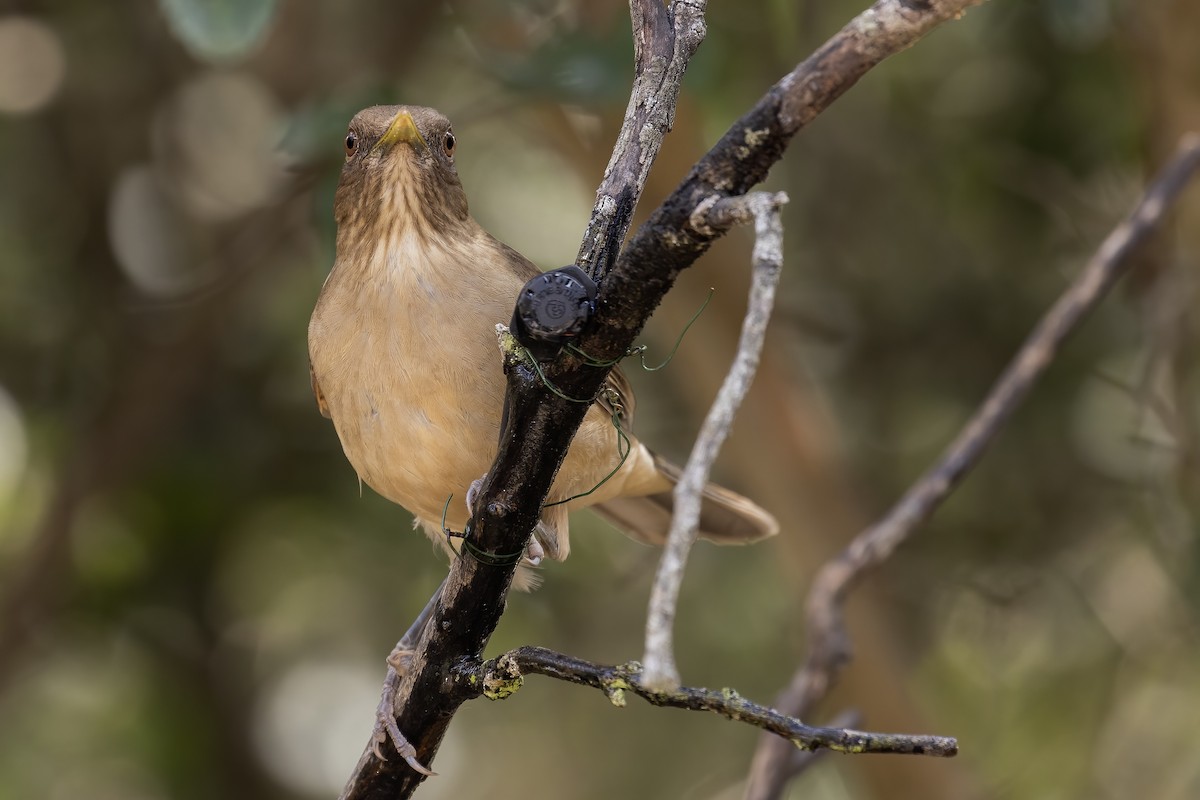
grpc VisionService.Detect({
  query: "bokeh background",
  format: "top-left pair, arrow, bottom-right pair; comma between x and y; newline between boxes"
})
2,1 -> 1199,798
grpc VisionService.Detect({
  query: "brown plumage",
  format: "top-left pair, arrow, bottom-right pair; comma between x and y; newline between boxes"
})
308,105 -> 778,590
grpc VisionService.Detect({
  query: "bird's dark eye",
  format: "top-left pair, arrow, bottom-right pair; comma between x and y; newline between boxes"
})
443,130 -> 456,157
344,132 -> 358,157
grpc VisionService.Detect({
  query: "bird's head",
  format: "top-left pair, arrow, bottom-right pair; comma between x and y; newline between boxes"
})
333,105 -> 469,248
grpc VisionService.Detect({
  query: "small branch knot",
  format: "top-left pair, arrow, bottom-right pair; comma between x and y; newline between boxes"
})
688,191 -> 790,237
482,653 -> 524,701
688,195 -> 721,237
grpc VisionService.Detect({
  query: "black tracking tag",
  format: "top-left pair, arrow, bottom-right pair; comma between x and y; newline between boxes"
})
511,265 -> 598,361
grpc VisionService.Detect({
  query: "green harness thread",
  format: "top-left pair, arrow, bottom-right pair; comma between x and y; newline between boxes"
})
565,288 -> 713,372
440,289 -> 712,565
543,389 -> 631,508
440,494 -> 528,568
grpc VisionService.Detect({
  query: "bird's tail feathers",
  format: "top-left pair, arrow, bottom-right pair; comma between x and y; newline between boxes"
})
593,453 -> 778,546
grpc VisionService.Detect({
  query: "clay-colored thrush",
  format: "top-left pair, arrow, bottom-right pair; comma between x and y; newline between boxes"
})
309,105 -> 777,591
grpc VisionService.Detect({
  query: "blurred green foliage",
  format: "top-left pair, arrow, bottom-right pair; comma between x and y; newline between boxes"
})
159,0 -> 281,63
1,1 -> 1199,799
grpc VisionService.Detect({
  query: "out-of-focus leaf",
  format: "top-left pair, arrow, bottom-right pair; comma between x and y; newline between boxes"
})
158,0 -> 279,64
494,31 -> 633,104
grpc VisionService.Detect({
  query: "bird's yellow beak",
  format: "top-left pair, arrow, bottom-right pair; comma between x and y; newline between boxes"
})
374,111 -> 428,152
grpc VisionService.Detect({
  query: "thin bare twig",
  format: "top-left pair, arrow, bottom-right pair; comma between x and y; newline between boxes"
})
576,0 -> 707,279
642,191 -> 788,691
744,133 -> 1200,800
784,710 -> 864,781
461,647 -> 956,758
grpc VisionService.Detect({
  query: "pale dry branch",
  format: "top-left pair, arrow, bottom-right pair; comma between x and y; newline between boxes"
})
642,191 -> 788,691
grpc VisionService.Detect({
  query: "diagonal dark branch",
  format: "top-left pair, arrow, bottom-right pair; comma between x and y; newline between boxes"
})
457,646 -> 957,758
743,133 -> 1200,800
341,2 -> 987,797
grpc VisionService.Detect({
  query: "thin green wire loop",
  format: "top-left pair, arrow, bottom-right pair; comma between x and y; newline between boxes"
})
455,291 -> 711,546
543,392 -> 631,508
523,290 -> 711,508
526,355 -> 594,404
563,344 -> 638,368
460,537 -> 526,567
440,493 -> 464,556
441,493 -> 526,567
566,288 -> 714,372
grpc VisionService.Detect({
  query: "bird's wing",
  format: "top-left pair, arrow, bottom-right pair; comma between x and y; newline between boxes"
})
310,362 -> 331,418
498,241 -> 544,282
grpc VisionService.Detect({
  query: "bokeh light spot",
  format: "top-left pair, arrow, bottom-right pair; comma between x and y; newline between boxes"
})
0,384 -> 28,515
108,165 -> 206,297
156,71 -> 287,221
251,659 -> 393,795
0,17 -> 66,115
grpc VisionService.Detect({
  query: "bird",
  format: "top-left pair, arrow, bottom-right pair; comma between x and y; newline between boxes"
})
307,105 -> 778,767
309,104 -> 777,590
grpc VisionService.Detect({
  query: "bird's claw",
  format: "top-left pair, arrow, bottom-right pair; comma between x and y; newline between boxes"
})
524,536 -> 544,566
386,646 -> 414,674
370,716 -> 436,776
466,476 -> 485,514
372,666 -> 437,777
